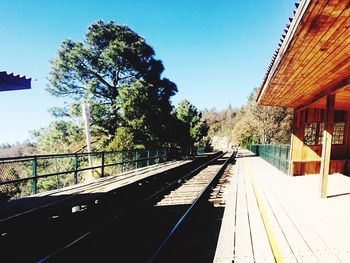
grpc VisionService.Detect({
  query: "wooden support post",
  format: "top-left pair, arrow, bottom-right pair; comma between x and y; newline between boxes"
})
320,94 -> 335,198
288,109 -> 297,176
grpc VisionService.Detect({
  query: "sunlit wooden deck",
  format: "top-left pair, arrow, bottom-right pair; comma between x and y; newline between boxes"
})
214,149 -> 350,262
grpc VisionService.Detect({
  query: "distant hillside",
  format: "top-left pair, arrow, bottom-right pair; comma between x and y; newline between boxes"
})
202,105 -> 238,150
202,89 -> 292,149
0,141 -> 36,158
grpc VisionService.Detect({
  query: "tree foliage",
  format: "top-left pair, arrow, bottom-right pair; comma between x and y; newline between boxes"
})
232,88 -> 292,146
202,106 -> 238,150
32,120 -> 84,154
119,80 -> 177,148
47,20 -> 177,148
203,88 -> 293,149
173,100 -> 209,152
202,105 -> 238,137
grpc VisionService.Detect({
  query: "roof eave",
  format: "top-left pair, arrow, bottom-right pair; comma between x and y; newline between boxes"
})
256,0 -> 312,105
0,71 -> 31,92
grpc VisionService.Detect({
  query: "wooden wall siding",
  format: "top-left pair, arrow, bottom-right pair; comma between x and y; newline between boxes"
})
289,108 -> 349,175
292,160 -> 345,175
345,160 -> 350,176
258,0 -> 350,109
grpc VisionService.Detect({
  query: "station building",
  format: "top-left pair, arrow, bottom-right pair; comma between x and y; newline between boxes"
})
256,0 -> 350,197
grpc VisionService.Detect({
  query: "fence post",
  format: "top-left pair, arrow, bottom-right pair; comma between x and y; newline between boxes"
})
278,146 -> 282,171
101,152 -> 105,177
156,149 -> 159,164
73,154 -> 78,184
121,151 -> 124,173
135,150 -> 138,169
164,149 -> 167,162
147,150 -> 150,166
32,157 -> 38,195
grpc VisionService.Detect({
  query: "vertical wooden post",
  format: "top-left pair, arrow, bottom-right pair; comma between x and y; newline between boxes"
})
288,109 -> 297,176
320,94 -> 335,198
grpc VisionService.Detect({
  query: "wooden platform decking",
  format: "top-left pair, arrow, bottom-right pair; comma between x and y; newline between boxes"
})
214,149 -> 350,262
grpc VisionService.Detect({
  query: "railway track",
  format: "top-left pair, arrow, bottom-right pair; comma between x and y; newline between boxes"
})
1,151 -> 236,262
155,161 -> 227,206
149,153 -> 234,262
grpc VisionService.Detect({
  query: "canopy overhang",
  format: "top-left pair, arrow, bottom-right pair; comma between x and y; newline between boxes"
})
257,0 -> 350,110
0,71 -> 31,92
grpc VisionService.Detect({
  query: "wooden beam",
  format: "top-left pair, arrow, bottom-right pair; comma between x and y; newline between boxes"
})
288,109 -> 297,176
295,77 -> 350,112
319,94 -> 335,198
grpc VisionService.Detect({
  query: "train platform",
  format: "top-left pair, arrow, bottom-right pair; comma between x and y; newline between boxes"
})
214,149 -> 350,262
0,160 -> 191,222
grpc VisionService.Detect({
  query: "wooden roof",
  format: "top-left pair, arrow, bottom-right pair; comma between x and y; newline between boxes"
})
257,0 -> 350,110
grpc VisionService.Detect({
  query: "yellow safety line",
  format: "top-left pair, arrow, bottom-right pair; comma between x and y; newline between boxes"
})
244,158 -> 284,263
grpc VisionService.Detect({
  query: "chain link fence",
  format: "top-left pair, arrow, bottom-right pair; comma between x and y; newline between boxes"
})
247,144 -> 290,174
0,149 -> 167,201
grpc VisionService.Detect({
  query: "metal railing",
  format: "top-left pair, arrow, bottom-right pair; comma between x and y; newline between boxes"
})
0,149 -> 167,201
247,144 -> 290,174
196,147 -> 206,155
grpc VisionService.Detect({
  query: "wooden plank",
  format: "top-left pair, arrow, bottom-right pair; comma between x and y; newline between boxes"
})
281,32 -> 350,108
286,39 -> 350,108
290,19 -> 350,99
244,157 -> 298,263
234,160 -> 254,262
250,154 -> 341,262
223,150 -> 350,262
257,0 -> 313,105
214,160 -> 239,262
292,40 -> 350,109
260,0 -> 329,105
253,171 -> 319,262
283,1 -> 349,88
280,0 -> 343,86
243,161 -> 275,262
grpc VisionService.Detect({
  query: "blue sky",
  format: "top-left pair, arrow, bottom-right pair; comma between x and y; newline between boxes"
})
0,0 -> 295,144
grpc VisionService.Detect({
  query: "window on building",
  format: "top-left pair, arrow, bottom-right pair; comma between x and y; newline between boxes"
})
332,122 -> 345,144
304,123 -> 317,145
306,122 -> 346,145
318,122 -> 325,144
